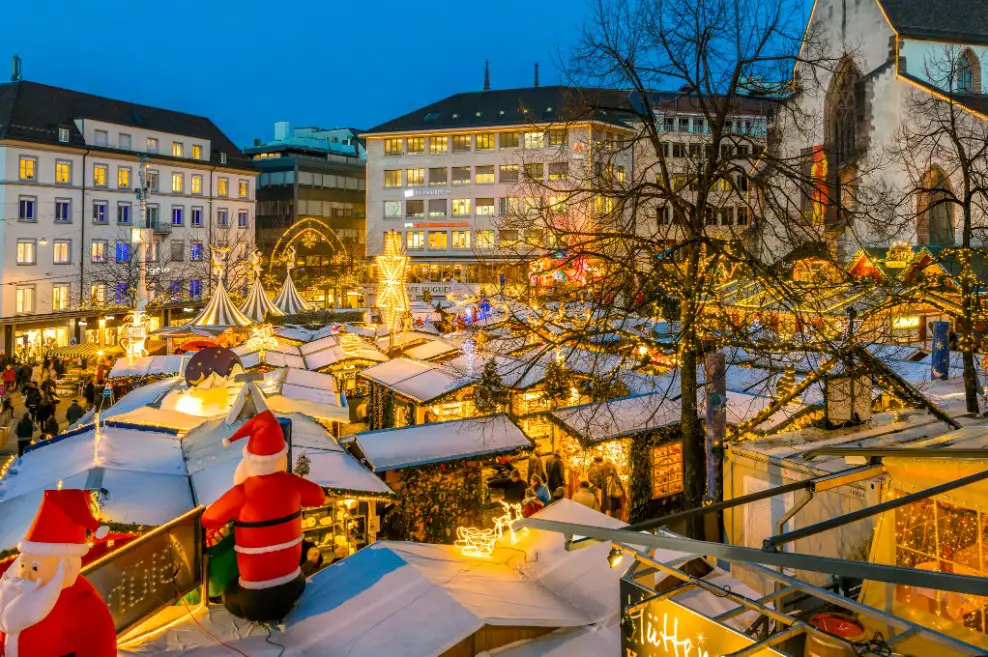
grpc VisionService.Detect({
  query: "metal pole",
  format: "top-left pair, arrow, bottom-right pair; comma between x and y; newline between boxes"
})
804,446 -> 988,460
764,467 -> 988,550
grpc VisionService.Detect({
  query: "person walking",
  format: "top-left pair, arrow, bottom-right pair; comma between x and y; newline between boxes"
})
65,399 -> 85,425
2,364 -> 16,393
31,361 -> 42,384
487,469 -> 528,504
84,378 -> 96,408
41,373 -> 57,396
0,398 -> 14,426
44,414 -> 60,439
545,451 -> 566,491
15,413 -> 34,456
572,481 -> 599,510
36,394 -> 54,428
24,382 -> 41,422
53,357 -> 65,379
588,455 -> 621,515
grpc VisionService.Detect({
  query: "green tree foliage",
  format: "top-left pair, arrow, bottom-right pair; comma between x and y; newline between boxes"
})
475,358 -> 509,414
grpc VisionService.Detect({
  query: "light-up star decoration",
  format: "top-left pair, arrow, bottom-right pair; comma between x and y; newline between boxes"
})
120,300 -> 151,364
375,230 -> 410,334
454,501 -> 525,557
245,324 -> 278,361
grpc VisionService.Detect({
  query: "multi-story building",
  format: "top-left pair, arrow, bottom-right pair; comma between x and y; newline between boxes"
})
246,122 -> 366,308
0,74 -> 255,356
363,86 -> 772,302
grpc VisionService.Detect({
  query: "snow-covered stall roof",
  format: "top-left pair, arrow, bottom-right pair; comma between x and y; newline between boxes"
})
373,330 -> 439,351
298,334 -> 389,370
551,393 -> 681,443
358,357 -> 475,403
108,355 -> 187,379
445,353 -> 549,390
233,342 -> 306,369
274,323 -> 342,343
401,337 -> 460,361
354,414 -> 531,472
261,368 -> 349,422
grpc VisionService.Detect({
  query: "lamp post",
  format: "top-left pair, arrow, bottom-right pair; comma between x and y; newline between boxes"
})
133,155 -> 152,306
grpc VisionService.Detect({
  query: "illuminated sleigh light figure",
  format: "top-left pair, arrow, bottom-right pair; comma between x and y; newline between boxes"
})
454,501 -> 525,557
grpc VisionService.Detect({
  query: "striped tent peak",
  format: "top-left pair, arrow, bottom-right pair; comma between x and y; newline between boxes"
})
190,281 -> 255,328
239,275 -> 285,323
273,272 -> 313,315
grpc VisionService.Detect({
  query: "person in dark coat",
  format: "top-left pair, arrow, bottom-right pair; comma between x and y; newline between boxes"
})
41,374 -> 56,396
44,415 -> 60,439
15,413 -> 34,456
65,399 -> 84,425
36,395 -> 54,427
23,382 -> 41,421
84,379 -> 96,407
545,451 -> 566,491
487,469 -> 528,504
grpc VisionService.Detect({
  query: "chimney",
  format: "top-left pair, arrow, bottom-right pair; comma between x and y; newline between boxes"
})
534,62 -> 540,88
274,121 -> 291,141
11,54 -> 22,82
483,60 -> 490,92
253,138 -> 261,146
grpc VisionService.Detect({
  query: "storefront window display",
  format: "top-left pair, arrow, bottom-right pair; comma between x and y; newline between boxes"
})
300,497 -> 372,567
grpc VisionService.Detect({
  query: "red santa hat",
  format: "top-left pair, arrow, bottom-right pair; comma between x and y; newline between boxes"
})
223,411 -> 287,475
19,489 -> 108,557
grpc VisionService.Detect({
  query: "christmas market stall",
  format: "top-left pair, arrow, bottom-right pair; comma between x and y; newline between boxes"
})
358,357 -> 479,429
348,414 -> 532,543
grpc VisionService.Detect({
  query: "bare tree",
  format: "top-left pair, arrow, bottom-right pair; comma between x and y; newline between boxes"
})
886,46 -> 988,414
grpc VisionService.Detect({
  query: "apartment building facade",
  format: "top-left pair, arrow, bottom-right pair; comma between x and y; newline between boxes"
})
0,79 -> 255,356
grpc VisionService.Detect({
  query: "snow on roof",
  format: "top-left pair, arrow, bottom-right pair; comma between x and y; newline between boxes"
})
402,338 -> 460,361
485,620 -> 621,657
109,355 -> 187,379
354,415 -> 531,471
445,353 -> 548,390
99,378 -> 181,418
108,407 -> 208,432
373,330 -> 437,351
259,368 -> 349,422
233,342 -> 307,369
358,358 -> 474,403
552,393 -> 681,443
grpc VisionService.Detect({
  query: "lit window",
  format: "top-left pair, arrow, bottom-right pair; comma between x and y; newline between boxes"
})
53,239 -> 71,264
593,196 -> 615,215
147,170 -> 159,191
217,178 -> 229,197
171,207 -> 184,226
120,133 -> 132,150
58,127 -> 70,143
407,137 -> 425,154
218,209 -> 229,227
147,137 -> 158,153
548,129 -> 568,147
92,201 -> 108,224
192,144 -> 202,160
476,133 -> 495,151
191,175 -> 202,194
172,173 -> 184,193
117,203 -> 131,225
429,136 -> 447,154
238,210 -> 249,228
52,284 -> 70,311
94,130 -> 108,146
384,201 -> 402,218
239,180 -> 249,198
114,283 -> 129,305
428,231 -> 448,249
452,231 -> 471,249
500,132 -> 520,149
616,166 -> 625,183
476,198 -> 495,216
189,280 -> 202,300
650,442 -> 684,498
499,230 -> 519,247
190,242 -> 203,261
90,284 -> 106,303
406,231 -> 425,250
191,207 -> 203,227
452,167 -> 471,185
452,135 -> 471,152
91,240 -> 107,262
56,161 -> 72,184
384,138 -> 403,155
55,199 -> 71,223
93,164 -> 107,187
19,196 -> 36,221
406,168 -> 425,186
406,200 -> 424,217
384,170 -> 402,188
475,166 -> 495,184
499,197 -> 520,215
116,242 -> 131,262
16,239 -> 36,265
172,142 -> 184,157
476,230 -> 495,249
523,132 -> 544,149
548,162 -> 568,181
451,199 -> 471,216
118,167 -> 131,189
15,287 -> 35,314
499,165 -> 519,183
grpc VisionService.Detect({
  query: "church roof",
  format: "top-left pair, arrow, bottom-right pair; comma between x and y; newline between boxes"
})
879,0 -> 988,44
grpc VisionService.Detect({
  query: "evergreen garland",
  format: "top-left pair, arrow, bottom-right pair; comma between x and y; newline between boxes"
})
475,358 -> 509,414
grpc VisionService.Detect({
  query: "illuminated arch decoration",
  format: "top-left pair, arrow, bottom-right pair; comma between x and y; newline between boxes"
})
273,246 -> 314,315
239,249 -> 285,322
269,217 -> 351,273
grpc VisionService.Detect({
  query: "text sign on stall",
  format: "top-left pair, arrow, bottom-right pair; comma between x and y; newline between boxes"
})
621,579 -> 787,657
83,506 -> 203,635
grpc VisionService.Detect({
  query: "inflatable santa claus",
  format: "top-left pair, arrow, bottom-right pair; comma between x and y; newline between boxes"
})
203,410 -> 327,621
0,489 -> 116,657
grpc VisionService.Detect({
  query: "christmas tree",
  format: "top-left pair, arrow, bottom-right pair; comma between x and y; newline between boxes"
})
475,358 -> 509,413
294,451 -> 311,477
544,360 -> 572,406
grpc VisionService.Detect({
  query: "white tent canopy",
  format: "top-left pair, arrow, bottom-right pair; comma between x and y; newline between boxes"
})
273,272 -> 313,315
239,274 -> 285,323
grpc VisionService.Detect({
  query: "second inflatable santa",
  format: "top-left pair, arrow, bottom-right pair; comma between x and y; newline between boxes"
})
202,410 -> 327,621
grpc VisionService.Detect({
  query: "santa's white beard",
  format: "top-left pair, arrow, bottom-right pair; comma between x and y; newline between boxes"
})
0,556 -> 68,638
233,454 -> 284,484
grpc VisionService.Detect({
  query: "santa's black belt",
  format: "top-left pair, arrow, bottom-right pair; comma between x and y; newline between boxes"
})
233,509 -> 302,528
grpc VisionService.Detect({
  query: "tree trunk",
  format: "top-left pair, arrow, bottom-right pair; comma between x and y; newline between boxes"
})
679,247 -> 704,539
961,279 -> 980,415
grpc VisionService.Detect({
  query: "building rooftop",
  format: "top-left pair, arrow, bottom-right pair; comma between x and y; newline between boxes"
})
0,80 -> 252,169
878,0 -> 988,44
245,123 -> 366,160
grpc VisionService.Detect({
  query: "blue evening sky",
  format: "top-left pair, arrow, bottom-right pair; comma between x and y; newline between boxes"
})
2,0 -> 593,146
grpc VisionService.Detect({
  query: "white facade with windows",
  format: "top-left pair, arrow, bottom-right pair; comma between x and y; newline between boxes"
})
0,80 -> 255,353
